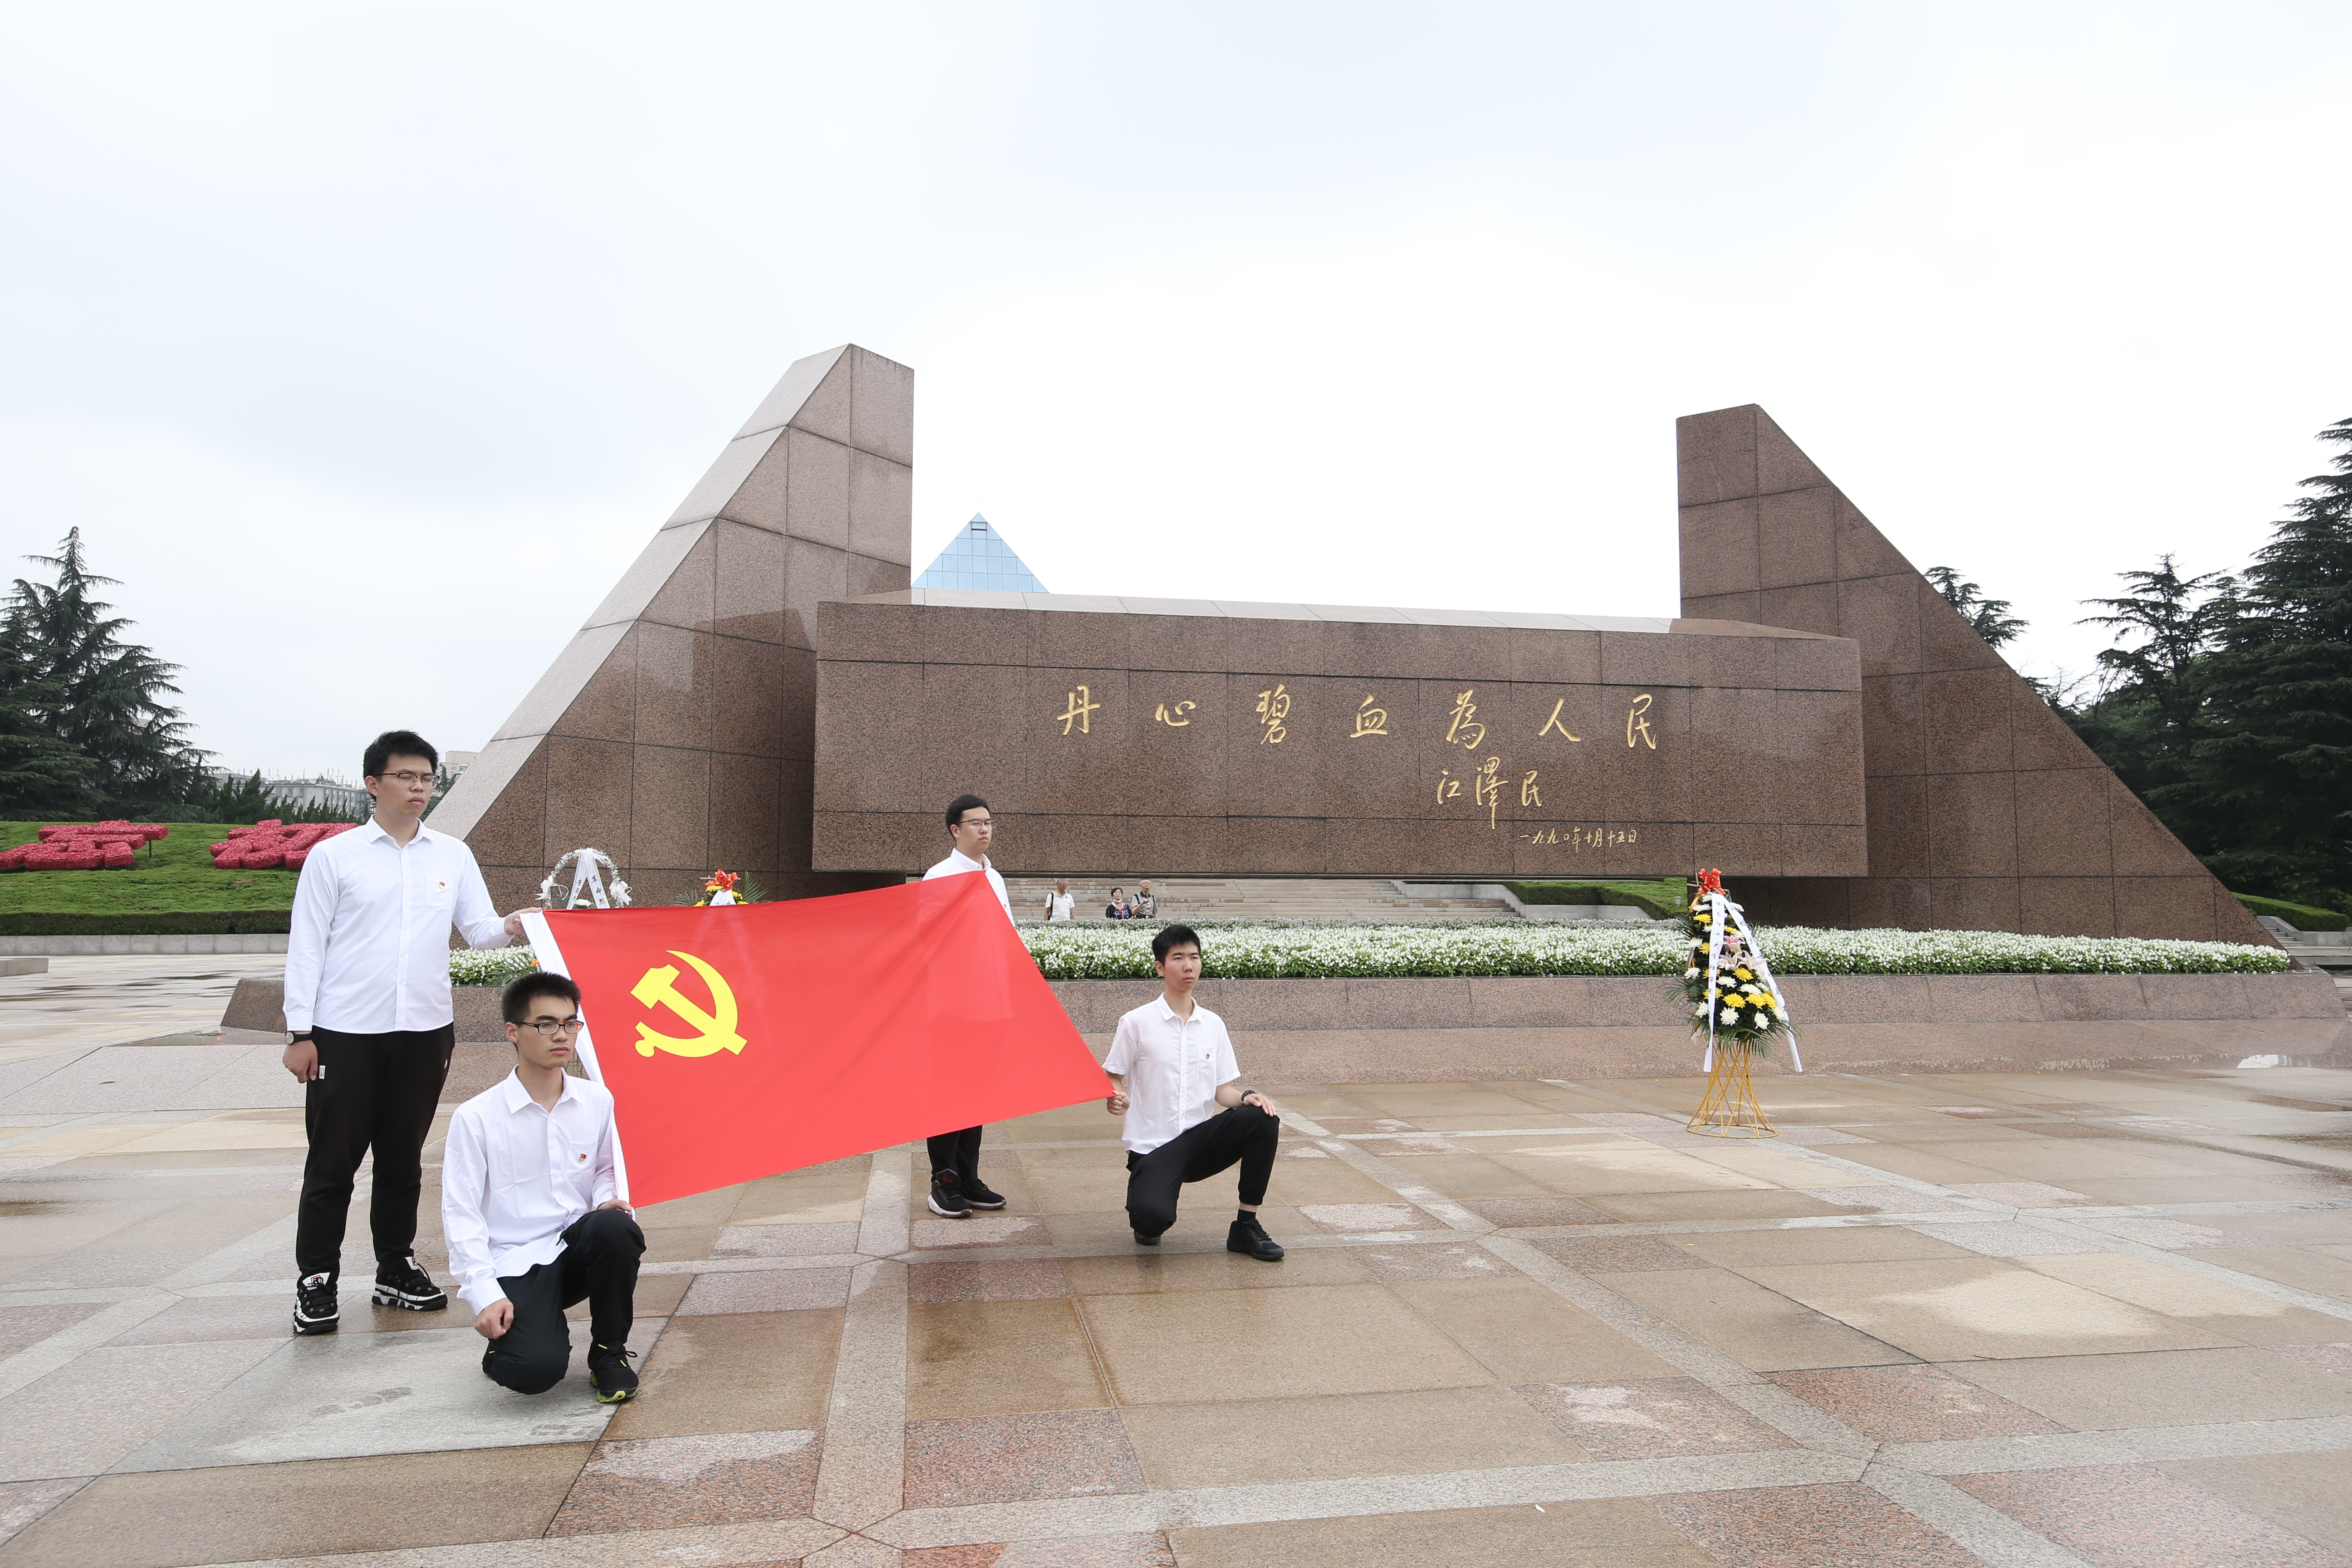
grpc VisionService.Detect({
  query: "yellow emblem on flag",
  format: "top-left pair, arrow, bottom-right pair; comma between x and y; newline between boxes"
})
631,950 -> 746,1058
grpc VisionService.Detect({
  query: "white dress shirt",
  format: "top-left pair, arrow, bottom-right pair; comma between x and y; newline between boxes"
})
924,848 -> 1012,918
441,1069 -> 622,1315
283,818 -> 510,1034
1103,995 -> 1241,1155
1045,891 -> 1075,922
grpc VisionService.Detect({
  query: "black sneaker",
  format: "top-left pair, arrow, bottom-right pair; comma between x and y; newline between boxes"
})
588,1343 -> 639,1404
962,1178 -> 1007,1210
292,1271 -> 339,1335
1228,1215 -> 1284,1262
1133,1228 -> 1161,1246
927,1172 -> 972,1219
372,1254 -> 449,1312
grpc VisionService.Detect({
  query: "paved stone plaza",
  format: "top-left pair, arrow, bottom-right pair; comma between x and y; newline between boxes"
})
3,959 -> 2352,1565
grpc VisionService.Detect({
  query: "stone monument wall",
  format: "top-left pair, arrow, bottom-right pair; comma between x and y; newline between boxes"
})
427,344 -> 913,910
811,595 -> 1867,879
1677,403 -> 2272,943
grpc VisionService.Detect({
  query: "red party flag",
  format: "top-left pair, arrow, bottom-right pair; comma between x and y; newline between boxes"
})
526,872 -> 1108,1207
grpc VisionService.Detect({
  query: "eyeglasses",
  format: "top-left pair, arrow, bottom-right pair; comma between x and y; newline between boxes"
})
520,1017 -> 583,1037
959,817 -> 994,828
374,770 -> 435,785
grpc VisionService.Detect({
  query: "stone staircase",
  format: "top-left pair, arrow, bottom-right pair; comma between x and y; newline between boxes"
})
996,876 -> 1513,922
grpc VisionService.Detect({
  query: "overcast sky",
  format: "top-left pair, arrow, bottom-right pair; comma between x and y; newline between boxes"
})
3,3 -> 2346,777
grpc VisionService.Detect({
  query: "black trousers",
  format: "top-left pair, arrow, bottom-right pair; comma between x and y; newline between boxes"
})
1125,1103 -> 1280,1239
295,1025 -> 455,1279
483,1208 -> 646,1395
928,1125 -> 982,1185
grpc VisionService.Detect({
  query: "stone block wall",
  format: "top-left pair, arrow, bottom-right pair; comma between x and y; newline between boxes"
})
1676,404 -> 2272,944
427,345 -> 912,911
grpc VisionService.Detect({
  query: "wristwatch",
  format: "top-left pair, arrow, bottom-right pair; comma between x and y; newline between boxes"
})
289,1032 -> 313,1043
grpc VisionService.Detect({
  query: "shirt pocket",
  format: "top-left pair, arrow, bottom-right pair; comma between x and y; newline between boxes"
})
557,1134 -> 594,1187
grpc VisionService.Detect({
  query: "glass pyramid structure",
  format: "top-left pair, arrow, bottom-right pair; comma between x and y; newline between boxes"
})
914,514 -> 1048,594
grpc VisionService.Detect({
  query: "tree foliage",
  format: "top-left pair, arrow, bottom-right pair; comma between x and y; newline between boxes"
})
2062,417 -> 2352,910
1925,565 -> 2027,648
0,529 -> 211,818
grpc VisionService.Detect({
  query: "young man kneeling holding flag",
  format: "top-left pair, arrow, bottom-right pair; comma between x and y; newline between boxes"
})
1104,924 -> 1285,1259
443,973 -> 645,1402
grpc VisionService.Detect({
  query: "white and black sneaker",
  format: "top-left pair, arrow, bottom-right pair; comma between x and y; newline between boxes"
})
292,1271 -> 339,1335
372,1254 -> 449,1312
927,1171 -> 972,1219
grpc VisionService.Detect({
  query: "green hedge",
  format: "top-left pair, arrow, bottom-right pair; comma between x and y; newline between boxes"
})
0,910 -> 293,936
1505,881 -> 1682,920
2234,894 -> 2348,932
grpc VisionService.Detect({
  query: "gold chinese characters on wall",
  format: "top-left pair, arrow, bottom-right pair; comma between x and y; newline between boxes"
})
1044,682 -> 1666,831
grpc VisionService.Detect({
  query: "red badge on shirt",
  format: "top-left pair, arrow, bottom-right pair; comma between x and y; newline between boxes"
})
534,873 -> 1107,1207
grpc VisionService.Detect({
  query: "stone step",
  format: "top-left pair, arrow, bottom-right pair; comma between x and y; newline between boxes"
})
999,875 -> 1513,921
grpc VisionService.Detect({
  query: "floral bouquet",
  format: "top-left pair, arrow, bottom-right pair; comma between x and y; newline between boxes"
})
696,868 -> 748,907
1679,869 -> 1801,1068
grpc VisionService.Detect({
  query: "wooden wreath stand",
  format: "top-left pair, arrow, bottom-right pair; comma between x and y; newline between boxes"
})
1687,1043 -> 1777,1138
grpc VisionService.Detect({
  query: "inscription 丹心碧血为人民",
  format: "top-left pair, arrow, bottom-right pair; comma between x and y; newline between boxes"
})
1046,683 -> 1662,760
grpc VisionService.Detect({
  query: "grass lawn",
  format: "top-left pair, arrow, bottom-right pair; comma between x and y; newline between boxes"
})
0,823 -> 299,915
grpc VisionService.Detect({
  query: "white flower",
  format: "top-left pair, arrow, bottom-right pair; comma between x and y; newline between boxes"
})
1006,918 -> 2284,983
1720,1006 -> 1739,1024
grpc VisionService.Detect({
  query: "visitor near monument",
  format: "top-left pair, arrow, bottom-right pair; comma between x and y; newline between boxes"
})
441,973 -> 644,1404
1106,887 -> 1132,920
1044,878 -> 1075,922
1104,924 -> 1286,1260
1132,881 -> 1156,918
281,730 -> 529,1336
921,793 -> 1014,1220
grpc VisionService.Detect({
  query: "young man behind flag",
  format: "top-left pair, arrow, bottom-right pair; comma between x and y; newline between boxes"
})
921,793 -> 1014,1219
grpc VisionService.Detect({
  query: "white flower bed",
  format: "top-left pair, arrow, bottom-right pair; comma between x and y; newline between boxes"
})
1017,921 -> 2289,981
452,921 -> 2290,985
451,947 -> 540,987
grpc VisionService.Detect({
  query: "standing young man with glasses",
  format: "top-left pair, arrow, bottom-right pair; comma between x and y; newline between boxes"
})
442,973 -> 643,1402
282,729 -> 529,1335
921,794 -> 1015,1220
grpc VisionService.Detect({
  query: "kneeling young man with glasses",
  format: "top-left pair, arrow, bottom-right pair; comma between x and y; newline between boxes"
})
1104,924 -> 1285,1260
441,974 -> 645,1402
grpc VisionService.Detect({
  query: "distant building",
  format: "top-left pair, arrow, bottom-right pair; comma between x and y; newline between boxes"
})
914,514 -> 1048,593
265,775 -> 369,817
445,751 -> 478,779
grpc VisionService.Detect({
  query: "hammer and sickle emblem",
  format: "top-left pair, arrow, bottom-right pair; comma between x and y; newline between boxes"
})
630,950 -> 747,1058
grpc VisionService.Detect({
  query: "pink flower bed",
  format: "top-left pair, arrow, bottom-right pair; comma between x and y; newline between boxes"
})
208,820 -> 356,871
0,821 -> 170,872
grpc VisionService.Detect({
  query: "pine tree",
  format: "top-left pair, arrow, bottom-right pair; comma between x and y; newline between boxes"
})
2068,555 -> 2235,838
0,625 -> 96,816
3,529 -> 210,814
1924,566 -> 2027,648
2191,417 -> 2352,906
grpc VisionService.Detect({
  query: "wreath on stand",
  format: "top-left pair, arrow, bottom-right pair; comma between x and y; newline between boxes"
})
695,868 -> 752,907
1676,869 -> 1802,1136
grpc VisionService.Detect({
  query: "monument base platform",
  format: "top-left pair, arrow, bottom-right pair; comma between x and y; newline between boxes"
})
222,971 -> 2352,1086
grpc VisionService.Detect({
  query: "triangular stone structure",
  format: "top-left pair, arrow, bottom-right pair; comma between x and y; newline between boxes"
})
1678,404 -> 2270,942
429,345 -> 913,910
915,514 -> 1049,593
